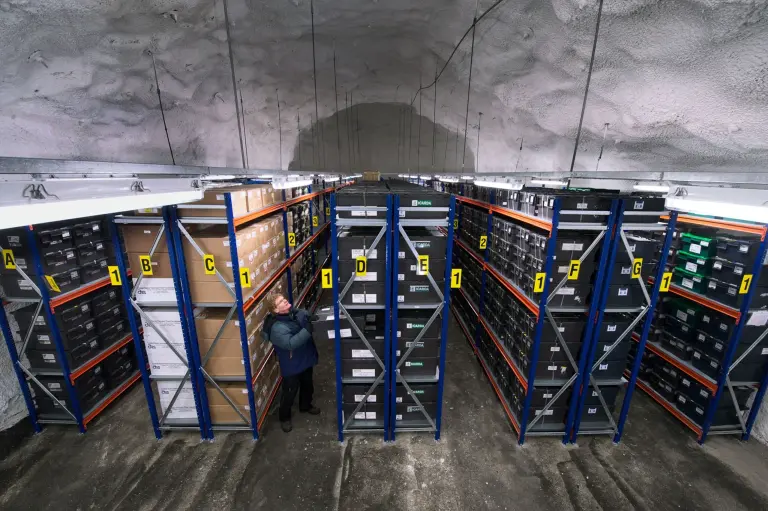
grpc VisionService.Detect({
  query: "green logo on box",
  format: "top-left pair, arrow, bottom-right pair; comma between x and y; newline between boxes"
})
414,200 -> 432,207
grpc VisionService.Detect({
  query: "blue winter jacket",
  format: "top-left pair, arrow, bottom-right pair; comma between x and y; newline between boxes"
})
262,309 -> 318,377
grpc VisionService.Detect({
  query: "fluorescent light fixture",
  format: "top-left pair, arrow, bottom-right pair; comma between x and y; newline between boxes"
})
461,175 -> 474,180
666,197 -> 768,224
323,176 -> 341,182
0,190 -> 202,230
474,180 -> 523,190
633,183 -> 670,193
272,179 -> 312,190
257,174 -> 274,178
201,174 -> 238,181
348,174 -> 362,178
439,177 -> 459,183
419,175 -> 430,179
530,179 -> 567,187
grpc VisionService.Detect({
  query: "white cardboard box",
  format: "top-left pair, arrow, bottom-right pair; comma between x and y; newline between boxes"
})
157,381 -> 198,420
141,307 -> 185,345
133,278 -> 177,305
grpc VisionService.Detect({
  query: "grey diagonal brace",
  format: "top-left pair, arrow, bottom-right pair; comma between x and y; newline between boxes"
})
176,221 -> 236,300
0,243 -> 42,297
725,375 -> 748,433
200,305 -> 238,365
131,223 -> 166,299
201,368 -> 251,424
398,225 -> 443,301
546,230 -> 605,304
395,372 -> 437,431
19,300 -> 44,358
339,225 -> 386,300
21,365 -> 77,422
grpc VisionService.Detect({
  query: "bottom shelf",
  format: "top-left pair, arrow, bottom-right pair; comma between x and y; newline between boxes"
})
630,372 -> 703,438
452,306 -> 520,435
257,377 -> 282,431
84,371 -> 141,426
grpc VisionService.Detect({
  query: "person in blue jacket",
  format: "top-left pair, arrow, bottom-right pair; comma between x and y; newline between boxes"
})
262,293 -> 320,432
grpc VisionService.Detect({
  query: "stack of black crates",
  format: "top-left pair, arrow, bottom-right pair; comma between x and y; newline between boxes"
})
0,217 -> 136,421
629,218 -> 768,430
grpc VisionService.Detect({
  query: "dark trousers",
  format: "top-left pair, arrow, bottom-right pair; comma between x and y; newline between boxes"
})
279,367 -> 314,421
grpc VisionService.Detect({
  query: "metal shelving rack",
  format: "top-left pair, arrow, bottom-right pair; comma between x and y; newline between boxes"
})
112,207 -> 208,439
570,201 -> 676,443
0,225 -> 141,433
450,190 -> 620,444
330,192 -> 393,441
622,214 -> 768,443
173,181 -> 337,440
389,193 -> 456,440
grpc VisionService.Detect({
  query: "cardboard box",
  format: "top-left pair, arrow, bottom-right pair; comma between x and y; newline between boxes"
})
206,382 -> 251,407
133,277 -> 177,305
141,308 -> 185,345
157,381 -> 198,420
246,186 -> 263,212
195,308 -> 260,345
121,224 -> 169,253
178,189 -> 249,219
182,225 -> 259,282
146,342 -> 188,376
127,252 -> 174,279
209,404 -> 251,424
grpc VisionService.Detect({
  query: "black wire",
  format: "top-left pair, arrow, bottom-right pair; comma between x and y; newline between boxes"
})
276,88 -> 282,170
417,76 -> 423,172
221,0 -> 246,168
240,90 -> 249,168
476,112 -> 483,171
568,0 -> 605,179
310,0 -> 323,170
333,50 -> 342,171
462,18 -> 477,168
408,0 -> 505,106
432,63 -> 438,167
150,54 -> 175,165
297,112 -> 303,170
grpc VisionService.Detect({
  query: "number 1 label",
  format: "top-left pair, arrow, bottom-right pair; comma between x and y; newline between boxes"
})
322,269 -> 333,288
108,267 -> 122,286
450,269 -> 462,288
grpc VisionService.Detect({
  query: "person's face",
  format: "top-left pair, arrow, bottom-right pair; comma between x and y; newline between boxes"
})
273,295 -> 292,314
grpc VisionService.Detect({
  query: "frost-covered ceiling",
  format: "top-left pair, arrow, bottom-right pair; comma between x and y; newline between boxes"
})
0,0 -> 766,175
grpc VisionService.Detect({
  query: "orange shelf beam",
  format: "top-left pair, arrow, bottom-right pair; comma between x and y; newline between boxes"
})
455,195 -> 553,233
243,222 -> 329,312
70,331 -> 137,383
234,186 -> 336,228
663,214 -> 767,239
479,316 -> 528,392
257,376 -> 283,430
83,371 -> 141,426
50,271 -> 131,310
475,336 -> 521,435
632,373 -> 702,439
251,347 -> 275,387
631,333 -> 717,392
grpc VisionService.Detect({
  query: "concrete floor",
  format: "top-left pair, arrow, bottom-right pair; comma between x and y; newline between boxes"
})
2,314 -> 768,511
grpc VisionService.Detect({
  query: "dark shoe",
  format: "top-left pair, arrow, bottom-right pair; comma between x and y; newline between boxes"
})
300,406 -> 321,415
281,421 -> 292,432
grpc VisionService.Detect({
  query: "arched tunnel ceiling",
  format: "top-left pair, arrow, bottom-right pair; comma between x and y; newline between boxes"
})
0,0 -> 766,175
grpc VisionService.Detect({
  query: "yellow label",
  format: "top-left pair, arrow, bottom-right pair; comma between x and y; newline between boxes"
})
321,269 -> 333,289
631,258 -> 643,279
417,255 -> 429,275
288,232 -> 296,247
479,236 -> 487,250
740,274 -> 753,295
453,219 -> 459,230
312,216 -> 319,227
108,266 -> 122,286
356,257 -> 367,277
325,207 -> 330,216
2,249 -> 15,270
534,273 -> 546,293
203,254 -> 216,275
139,255 -> 153,276
45,275 -> 61,293
568,260 -> 581,280
659,272 -> 673,292
240,268 -> 252,288
450,269 -> 462,289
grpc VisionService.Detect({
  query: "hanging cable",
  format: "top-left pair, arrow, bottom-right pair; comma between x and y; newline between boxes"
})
594,123 -> 609,172
346,92 -> 353,170
514,137 -> 524,172
408,0 -> 505,106
355,95 -> 362,168
276,88 -> 283,170
462,13 -> 477,168
432,61 -> 438,167
417,76 -> 423,172
150,52 -> 175,165
222,0 -> 246,168
297,112 -> 303,170
310,0 -> 323,169
333,49 -> 342,171
240,90 -> 249,168
568,0 -> 605,181
476,112 -> 483,172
